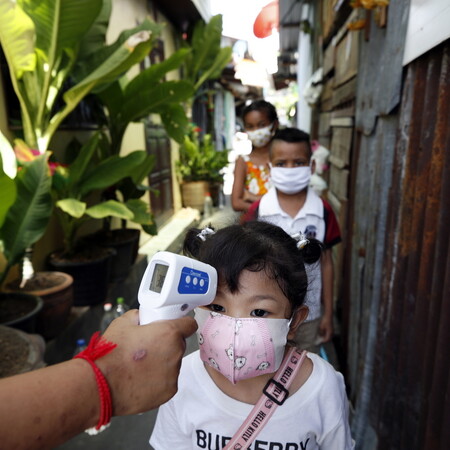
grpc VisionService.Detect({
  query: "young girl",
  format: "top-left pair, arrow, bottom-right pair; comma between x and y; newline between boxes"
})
150,222 -> 354,450
231,100 -> 278,212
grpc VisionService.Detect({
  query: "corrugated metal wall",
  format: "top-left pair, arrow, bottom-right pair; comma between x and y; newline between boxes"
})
346,33 -> 450,450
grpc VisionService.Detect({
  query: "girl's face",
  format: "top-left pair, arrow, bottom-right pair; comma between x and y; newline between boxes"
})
243,110 -> 272,131
202,269 -> 307,338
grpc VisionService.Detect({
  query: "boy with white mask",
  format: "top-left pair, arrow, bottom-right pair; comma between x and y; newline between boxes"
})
242,128 -> 341,353
150,222 -> 353,449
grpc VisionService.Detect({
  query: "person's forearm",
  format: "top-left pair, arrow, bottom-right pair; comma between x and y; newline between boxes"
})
231,196 -> 251,212
0,312 -> 197,449
0,359 -> 99,449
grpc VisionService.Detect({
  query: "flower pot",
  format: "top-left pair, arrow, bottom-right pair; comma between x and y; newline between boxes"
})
181,181 -> 209,212
6,272 -> 74,340
0,325 -> 46,379
0,292 -> 44,333
88,229 -> 140,282
48,247 -> 116,307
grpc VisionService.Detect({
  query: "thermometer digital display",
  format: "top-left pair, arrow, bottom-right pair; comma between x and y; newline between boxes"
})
138,251 -> 217,324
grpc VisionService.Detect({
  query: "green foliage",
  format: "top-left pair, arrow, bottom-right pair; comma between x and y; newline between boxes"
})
52,133 -> 155,255
96,48 -> 194,155
0,144 -> 52,285
182,14 -> 232,92
0,0 -> 158,152
176,127 -> 229,184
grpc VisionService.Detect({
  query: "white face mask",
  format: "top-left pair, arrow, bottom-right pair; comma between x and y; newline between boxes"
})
269,165 -> 311,194
194,308 -> 290,384
246,123 -> 274,148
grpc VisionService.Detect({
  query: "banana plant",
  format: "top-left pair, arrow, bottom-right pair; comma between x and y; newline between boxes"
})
96,48 -> 194,156
0,0 -> 160,153
0,134 -> 52,286
51,133 -> 156,256
182,15 -> 233,95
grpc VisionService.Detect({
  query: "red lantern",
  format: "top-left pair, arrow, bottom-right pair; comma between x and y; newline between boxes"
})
253,1 -> 279,39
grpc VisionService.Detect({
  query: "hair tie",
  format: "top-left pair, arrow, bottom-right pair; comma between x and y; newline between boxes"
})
291,232 -> 309,249
197,227 -> 215,241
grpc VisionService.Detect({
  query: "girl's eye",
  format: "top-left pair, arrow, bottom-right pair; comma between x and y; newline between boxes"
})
251,309 -> 268,318
207,304 -> 225,313
295,161 -> 308,166
274,162 -> 285,167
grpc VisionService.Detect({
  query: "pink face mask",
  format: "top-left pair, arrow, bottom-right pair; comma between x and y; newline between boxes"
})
194,308 -> 290,384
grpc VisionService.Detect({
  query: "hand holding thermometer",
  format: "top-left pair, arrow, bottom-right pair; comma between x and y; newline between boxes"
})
138,251 -> 218,325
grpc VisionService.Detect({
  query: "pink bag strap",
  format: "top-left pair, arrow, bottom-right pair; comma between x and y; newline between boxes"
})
224,347 -> 308,450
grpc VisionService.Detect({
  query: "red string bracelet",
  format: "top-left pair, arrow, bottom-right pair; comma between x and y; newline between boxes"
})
73,331 -> 117,434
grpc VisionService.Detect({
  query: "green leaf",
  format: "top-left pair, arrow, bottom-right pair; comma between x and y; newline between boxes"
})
62,36 -> 153,108
0,163 -> 16,229
56,198 -> 86,219
1,154 -> 52,265
79,151 -> 148,196
67,133 -> 100,192
121,80 -> 194,124
0,0 -> 36,79
188,15 -> 223,83
142,220 -> 157,236
125,48 -> 191,100
129,154 -> 155,185
20,0 -> 102,56
74,19 -> 162,84
160,104 -> 190,144
97,80 -> 124,119
85,200 -> 134,220
77,0 -> 112,60
125,199 -> 153,225
195,46 -> 232,90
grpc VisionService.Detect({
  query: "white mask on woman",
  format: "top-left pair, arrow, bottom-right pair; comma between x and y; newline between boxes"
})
269,165 -> 311,194
246,123 -> 275,148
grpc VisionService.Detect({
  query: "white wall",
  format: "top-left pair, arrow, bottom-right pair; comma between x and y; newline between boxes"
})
403,0 -> 450,65
296,4 -> 313,133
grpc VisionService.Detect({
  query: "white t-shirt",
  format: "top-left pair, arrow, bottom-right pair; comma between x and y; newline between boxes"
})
150,350 -> 354,450
259,187 -> 325,322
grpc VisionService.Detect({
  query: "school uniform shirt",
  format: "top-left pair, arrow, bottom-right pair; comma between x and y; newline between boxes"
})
150,350 -> 354,450
242,187 -> 341,322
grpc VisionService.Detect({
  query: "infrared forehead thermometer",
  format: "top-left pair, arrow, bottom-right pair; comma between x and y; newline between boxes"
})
138,251 -> 217,324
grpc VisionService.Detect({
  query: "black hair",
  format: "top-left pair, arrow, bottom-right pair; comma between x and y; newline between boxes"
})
242,100 -> 278,124
270,127 -> 312,158
183,221 -> 322,312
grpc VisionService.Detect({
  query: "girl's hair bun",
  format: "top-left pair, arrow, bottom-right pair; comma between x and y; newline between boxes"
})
183,226 -> 216,259
300,238 -> 323,264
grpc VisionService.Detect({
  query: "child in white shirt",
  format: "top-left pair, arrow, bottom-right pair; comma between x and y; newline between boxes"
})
150,221 -> 354,449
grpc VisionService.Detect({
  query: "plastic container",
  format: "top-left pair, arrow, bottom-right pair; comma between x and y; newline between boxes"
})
203,192 -> 213,218
115,297 -> 129,317
100,302 -> 115,333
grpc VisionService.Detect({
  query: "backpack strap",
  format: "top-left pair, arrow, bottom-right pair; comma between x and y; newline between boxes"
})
224,347 -> 308,449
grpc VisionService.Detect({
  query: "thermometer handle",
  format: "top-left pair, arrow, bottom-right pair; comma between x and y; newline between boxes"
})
139,304 -> 192,325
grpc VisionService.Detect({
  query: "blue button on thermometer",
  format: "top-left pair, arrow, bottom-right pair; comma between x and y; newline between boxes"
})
138,251 -> 218,324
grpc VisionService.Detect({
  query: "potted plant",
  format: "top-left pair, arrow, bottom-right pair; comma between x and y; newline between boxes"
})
176,125 -> 229,211
0,136 -> 50,332
0,136 -> 77,340
85,48 -> 194,280
0,0 -> 171,306
47,132 -> 158,306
